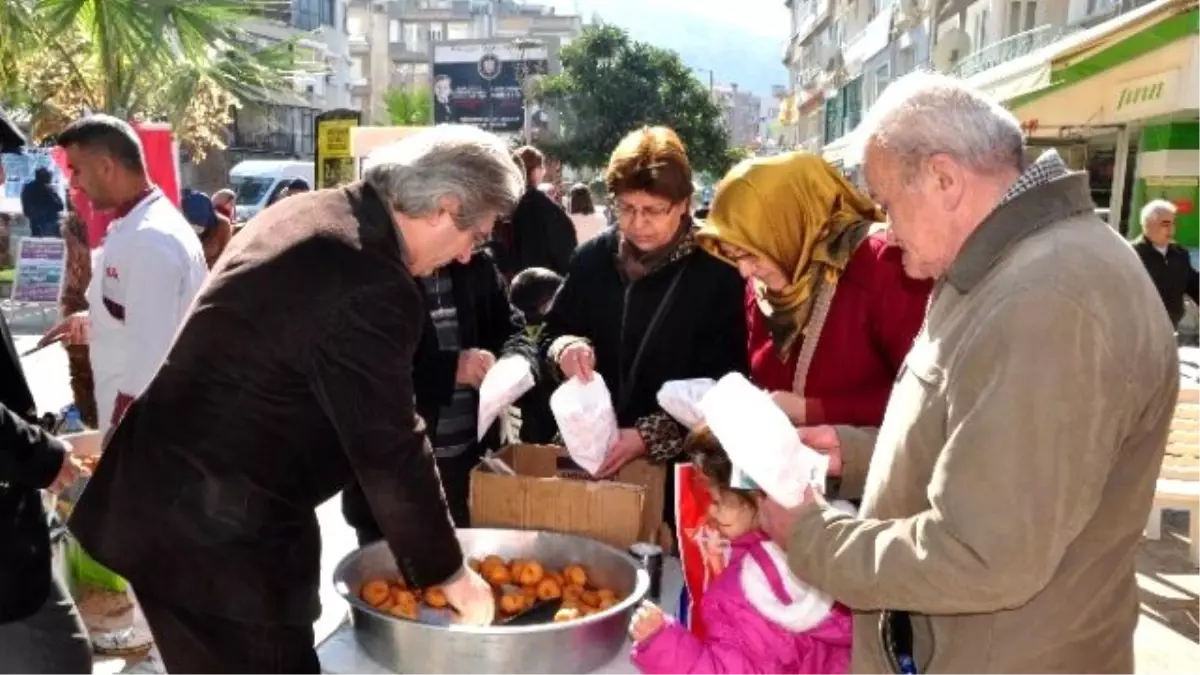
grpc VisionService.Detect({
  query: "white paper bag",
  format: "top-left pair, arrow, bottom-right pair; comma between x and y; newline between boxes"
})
698,373 -> 829,508
477,356 -> 536,440
657,378 -> 717,429
549,373 -> 619,476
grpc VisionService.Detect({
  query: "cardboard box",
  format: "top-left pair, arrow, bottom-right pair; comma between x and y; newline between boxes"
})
469,444 -> 666,549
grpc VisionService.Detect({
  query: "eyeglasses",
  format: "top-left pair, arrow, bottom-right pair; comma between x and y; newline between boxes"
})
614,201 -> 677,222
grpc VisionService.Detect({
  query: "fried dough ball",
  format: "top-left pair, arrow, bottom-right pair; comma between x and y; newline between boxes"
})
547,571 -> 565,587
563,584 -> 585,603
388,592 -> 419,620
581,590 -> 600,608
521,586 -> 538,610
467,558 -> 482,574
597,597 -> 617,611
596,588 -> 617,604
563,564 -> 588,587
361,580 -> 391,607
425,587 -> 449,609
499,592 -> 526,615
485,564 -> 512,587
481,555 -> 506,574
535,577 -> 563,601
510,558 -> 528,580
516,560 -> 545,586
553,607 -> 582,623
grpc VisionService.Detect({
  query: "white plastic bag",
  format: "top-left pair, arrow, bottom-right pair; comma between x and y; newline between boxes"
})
698,373 -> 829,508
477,356 -> 536,440
657,378 -> 717,429
549,373 -> 619,476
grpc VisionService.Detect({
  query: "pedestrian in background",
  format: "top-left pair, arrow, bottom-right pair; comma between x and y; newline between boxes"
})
568,182 -> 607,245
492,146 -> 577,277
20,168 -> 64,238
1132,198 -> 1198,331
508,266 -> 564,444
181,188 -> 233,269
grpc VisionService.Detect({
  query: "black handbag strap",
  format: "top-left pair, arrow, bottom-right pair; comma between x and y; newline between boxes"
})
616,256 -> 692,413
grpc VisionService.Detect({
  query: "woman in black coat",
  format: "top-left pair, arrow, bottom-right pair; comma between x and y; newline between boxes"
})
540,126 -> 748,526
491,146 -> 578,278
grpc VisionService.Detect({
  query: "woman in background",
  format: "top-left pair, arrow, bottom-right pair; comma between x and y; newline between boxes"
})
493,146 -> 577,278
567,182 -> 607,245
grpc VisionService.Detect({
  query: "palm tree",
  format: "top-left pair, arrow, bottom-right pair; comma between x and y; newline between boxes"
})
0,0 -> 298,159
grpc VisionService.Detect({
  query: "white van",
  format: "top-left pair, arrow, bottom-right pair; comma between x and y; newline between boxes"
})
229,160 -> 314,222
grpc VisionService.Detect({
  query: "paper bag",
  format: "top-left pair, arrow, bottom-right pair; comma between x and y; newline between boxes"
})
657,378 -> 717,429
549,374 -> 618,476
698,373 -> 829,508
477,356 -> 536,440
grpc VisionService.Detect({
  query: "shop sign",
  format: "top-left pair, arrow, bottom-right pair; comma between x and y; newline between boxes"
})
1110,70 -> 1180,122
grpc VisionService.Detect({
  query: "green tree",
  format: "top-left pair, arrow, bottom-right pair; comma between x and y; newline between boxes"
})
0,0 -> 296,159
384,86 -> 433,126
538,24 -> 733,176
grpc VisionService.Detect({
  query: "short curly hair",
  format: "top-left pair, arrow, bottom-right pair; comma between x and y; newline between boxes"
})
605,126 -> 693,203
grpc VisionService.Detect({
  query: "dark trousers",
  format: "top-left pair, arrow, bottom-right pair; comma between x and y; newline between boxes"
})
0,574 -> 91,675
346,450 -> 477,547
138,595 -> 318,674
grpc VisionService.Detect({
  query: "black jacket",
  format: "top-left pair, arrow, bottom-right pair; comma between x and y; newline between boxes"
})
492,187 -> 578,278
68,183 -> 463,625
342,250 -> 535,534
1133,237 -> 1199,327
540,228 -> 748,452
1,313 -> 66,624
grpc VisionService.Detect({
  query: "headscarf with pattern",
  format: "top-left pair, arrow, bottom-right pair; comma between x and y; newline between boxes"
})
697,152 -> 883,356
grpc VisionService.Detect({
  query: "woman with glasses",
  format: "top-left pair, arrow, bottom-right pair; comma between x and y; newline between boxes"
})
696,152 -> 931,499
540,126 -> 748,517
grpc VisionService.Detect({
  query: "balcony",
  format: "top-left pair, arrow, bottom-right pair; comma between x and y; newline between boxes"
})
349,34 -> 371,55
951,24 -> 1079,79
230,130 -> 298,156
350,77 -> 372,96
390,41 -> 430,61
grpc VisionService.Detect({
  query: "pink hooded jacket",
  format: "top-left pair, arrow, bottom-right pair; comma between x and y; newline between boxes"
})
632,531 -> 852,674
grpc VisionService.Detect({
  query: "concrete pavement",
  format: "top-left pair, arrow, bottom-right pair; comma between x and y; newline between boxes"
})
8,315 -> 1197,674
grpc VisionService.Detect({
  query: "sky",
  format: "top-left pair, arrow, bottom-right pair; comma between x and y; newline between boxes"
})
539,0 -> 791,98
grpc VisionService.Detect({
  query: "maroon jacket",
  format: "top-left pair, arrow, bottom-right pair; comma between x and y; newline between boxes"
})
69,183 -> 462,624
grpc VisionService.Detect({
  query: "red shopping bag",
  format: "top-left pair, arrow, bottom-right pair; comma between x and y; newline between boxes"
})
674,463 -> 729,641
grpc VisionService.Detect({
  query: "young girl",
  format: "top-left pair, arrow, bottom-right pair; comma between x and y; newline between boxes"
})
630,425 -> 852,674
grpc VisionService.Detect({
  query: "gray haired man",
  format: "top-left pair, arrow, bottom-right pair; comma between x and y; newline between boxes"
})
1132,198 -> 1198,329
759,72 -> 1180,672
68,124 -> 524,673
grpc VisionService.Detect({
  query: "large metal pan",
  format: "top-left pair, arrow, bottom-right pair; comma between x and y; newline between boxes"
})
333,528 -> 650,674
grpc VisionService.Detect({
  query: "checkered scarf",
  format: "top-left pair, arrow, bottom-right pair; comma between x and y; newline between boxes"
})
997,149 -> 1070,208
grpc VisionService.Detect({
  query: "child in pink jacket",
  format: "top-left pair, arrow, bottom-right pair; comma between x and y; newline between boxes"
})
630,425 -> 852,674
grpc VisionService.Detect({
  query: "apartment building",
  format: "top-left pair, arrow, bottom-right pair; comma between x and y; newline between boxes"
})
781,0 -> 1197,248
713,84 -> 766,147
387,1 -> 581,95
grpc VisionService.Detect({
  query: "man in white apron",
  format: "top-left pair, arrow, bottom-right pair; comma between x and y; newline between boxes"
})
42,115 -> 206,656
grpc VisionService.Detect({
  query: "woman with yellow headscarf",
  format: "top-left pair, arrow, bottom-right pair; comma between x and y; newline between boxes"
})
697,152 -> 931,497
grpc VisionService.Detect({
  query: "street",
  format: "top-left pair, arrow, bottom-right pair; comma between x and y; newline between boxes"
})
4,309 -> 1195,667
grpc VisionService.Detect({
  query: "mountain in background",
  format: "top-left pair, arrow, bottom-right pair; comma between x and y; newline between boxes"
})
544,0 -> 789,100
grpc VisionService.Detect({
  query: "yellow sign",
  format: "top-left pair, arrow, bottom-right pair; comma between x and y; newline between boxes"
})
317,118 -> 355,158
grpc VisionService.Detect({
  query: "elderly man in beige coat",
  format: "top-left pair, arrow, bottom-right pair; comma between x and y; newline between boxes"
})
760,72 -> 1180,673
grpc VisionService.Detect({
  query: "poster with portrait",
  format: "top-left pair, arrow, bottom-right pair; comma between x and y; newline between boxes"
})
431,40 -> 550,133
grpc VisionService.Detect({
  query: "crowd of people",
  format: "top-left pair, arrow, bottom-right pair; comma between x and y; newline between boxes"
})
0,69 -> 1191,675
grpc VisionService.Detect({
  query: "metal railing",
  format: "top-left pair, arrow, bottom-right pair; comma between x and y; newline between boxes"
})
951,24 -> 1080,79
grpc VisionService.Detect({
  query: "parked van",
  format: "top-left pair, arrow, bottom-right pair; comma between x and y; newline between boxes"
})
229,160 -> 314,222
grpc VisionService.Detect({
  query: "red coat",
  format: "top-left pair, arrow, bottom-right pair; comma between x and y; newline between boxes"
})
748,232 -> 932,427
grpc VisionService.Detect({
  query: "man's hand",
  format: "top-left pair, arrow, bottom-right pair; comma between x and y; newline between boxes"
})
798,425 -> 842,477
442,566 -> 497,626
48,440 -> 90,495
629,601 -> 667,643
757,487 -> 818,547
557,341 -> 595,382
455,348 -> 496,388
771,390 -> 808,425
596,428 -> 646,477
41,311 -> 89,347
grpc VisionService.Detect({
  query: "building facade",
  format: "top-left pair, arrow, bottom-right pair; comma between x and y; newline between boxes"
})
713,84 -> 765,148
